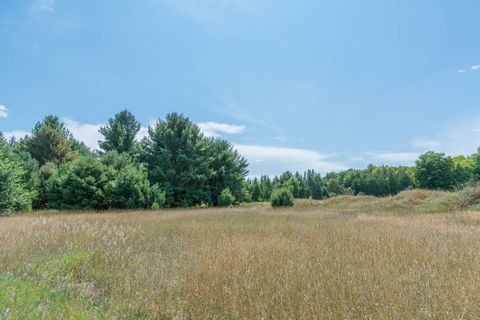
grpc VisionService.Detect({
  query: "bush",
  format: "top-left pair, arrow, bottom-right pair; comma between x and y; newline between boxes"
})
0,149 -> 32,214
270,187 -> 294,207
105,165 -> 152,209
219,188 -> 235,207
150,184 -> 166,210
34,162 -> 58,209
48,156 -> 110,210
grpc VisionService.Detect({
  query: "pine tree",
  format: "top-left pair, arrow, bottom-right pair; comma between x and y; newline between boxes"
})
99,110 -> 141,155
143,113 -> 212,207
22,115 -> 76,165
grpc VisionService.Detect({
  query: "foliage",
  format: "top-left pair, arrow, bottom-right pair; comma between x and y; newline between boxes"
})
0,144 -> 32,214
6,110 -> 480,214
270,187 -> 294,207
207,139 -> 248,206
248,175 -> 274,202
414,151 -> 456,190
324,165 -> 414,196
48,156 -> 111,210
102,152 -> 164,209
298,170 -> 329,199
275,171 -> 300,195
150,184 -> 166,209
99,110 -> 141,156
21,115 -> 77,166
142,113 -> 211,207
49,152 -> 164,210
34,162 -> 58,209
218,188 -> 235,207
143,113 -> 247,208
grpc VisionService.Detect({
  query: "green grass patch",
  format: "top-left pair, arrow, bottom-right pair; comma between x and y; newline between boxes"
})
0,252 -> 111,319
0,275 -> 107,319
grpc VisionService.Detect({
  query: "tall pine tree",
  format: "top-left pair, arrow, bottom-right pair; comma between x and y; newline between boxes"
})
22,115 -> 76,165
99,110 -> 141,155
143,113 -> 212,207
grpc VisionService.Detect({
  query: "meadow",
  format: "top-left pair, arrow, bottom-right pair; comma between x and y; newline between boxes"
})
2,190 -> 480,319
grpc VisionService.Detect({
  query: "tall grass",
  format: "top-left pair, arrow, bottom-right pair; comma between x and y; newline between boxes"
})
312,187 -> 480,214
2,204 -> 480,319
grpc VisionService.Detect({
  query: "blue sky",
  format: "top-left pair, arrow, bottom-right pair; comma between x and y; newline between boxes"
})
1,0 -> 480,176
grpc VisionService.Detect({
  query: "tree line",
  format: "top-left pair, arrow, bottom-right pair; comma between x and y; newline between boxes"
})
244,150 -> 480,207
2,110 -> 480,213
0,111 -> 248,213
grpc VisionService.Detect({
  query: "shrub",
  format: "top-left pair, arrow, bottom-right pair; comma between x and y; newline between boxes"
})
48,156 -> 110,210
34,162 -> 58,209
0,149 -> 32,214
270,187 -> 294,207
150,184 -> 166,210
105,165 -> 151,209
219,188 -> 235,207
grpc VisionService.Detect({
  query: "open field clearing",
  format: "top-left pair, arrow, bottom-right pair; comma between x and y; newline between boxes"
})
2,200 -> 480,319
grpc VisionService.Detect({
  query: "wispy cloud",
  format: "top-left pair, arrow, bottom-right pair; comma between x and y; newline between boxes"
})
0,105 -> 8,118
412,138 -> 439,150
456,64 -> 480,74
411,116 -> 480,156
3,130 -> 30,141
217,97 -> 282,135
235,144 -> 346,176
198,121 -> 246,137
30,0 -> 55,18
344,151 -> 420,167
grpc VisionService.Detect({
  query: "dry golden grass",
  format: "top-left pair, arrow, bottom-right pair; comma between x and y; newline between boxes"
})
2,204 -> 480,319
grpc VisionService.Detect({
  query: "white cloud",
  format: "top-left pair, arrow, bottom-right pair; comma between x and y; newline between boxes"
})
472,65 -> 480,70
60,118 -> 242,150
234,144 -> 346,176
58,119 -> 345,176
458,69 -> 466,73
30,0 -> 55,18
57,118 -> 151,150
0,105 -> 8,118
136,126 -> 149,141
411,116 -> 480,156
3,130 -> 30,141
63,118 -> 103,150
198,121 -> 245,137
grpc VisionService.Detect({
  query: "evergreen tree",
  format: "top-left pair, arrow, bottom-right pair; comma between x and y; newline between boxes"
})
102,151 -> 165,209
270,187 -> 294,207
143,113 -> 212,207
99,110 -> 141,155
22,115 -> 76,165
207,139 -> 248,206
259,175 -> 273,201
218,188 -> 235,207
48,156 -> 111,210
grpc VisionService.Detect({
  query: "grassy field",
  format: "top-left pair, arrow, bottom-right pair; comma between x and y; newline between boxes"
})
2,191 -> 480,319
